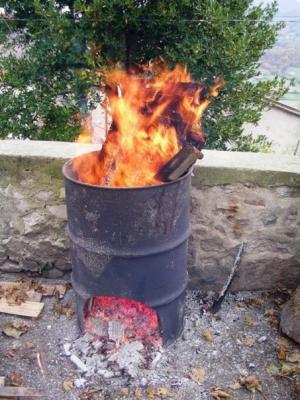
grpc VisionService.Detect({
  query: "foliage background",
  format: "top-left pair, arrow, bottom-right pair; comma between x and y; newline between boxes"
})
0,0 -> 288,150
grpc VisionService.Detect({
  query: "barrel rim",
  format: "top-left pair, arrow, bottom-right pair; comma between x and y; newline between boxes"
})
62,150 -> 192,191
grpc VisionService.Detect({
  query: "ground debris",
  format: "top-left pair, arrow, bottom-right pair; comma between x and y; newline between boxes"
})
244,315 -> 256,327
0,285 -> 28,305
9,372 -> 24,386
202,328 -> 214,342
188,367 -> 206,384
145,385 -> 174,399
53,299 -> 74,319
208,387 -> 230,399
239,375 -> 261,392
267,335 -> 300,379
240,336 -> 256,347
63,380 -> 74,391
2,321 -> 30,338
229,381 -> 241,390
0,286 -> 297,400
79,387 -> 103,400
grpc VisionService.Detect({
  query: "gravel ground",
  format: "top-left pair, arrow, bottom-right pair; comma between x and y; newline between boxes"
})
0,274 -> 299,400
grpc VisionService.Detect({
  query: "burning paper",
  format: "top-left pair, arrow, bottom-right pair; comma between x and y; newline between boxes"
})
73,63 -> 222,187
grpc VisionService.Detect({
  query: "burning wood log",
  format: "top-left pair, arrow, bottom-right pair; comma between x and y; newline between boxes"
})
73,64 -> 223,188
157,144 -> 203,182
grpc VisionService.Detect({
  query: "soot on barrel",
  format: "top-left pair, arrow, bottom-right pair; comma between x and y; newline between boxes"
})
63,156 -> 191,346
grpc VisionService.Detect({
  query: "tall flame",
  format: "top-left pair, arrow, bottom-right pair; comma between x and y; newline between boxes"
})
73,63 -> 222,187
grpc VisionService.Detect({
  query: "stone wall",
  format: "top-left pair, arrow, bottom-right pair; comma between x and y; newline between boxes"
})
0,140 -> 299,290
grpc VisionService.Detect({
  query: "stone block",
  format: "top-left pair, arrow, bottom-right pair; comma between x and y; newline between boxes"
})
280,285 -> 300,343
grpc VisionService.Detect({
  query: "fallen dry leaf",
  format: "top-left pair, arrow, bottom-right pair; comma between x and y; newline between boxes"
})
134,387 -> 142,399
4,343 -> 19,358
145,386 -> 156,400
244,297 -> 266,308
277,345 -> 287,360
53,300 -> 74,319
10,372 -> 24,386
208,387 -> 230,399
239,375 -> 261,392
265,308 -> 276,318
119,388 -> 129,396
286,351 -> 300,363
63,381 -> 74,391
202,328 -> 214,342
4,349 -> 17,358
229,382 -> 241,390
266,362 -> 281,376
244,315 -> 256,327
156,387 -> 174,398
25,341 -> 35,349
240,336 -> 255,347
270,318 -> 279,329
145,385 -> 174,399
277,337 -> 291,347
296,383 -> 300,394
2,321 -> 30,338
188,368 -> 206,384
79,388 -> 101,400
280,361 -> 298,376
3,286 -> 28,305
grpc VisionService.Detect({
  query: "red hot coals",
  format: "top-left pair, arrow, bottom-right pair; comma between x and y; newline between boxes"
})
84,297 -> 162,347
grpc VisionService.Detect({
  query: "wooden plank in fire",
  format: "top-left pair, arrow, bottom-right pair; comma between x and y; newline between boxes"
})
157,144 -> 203,182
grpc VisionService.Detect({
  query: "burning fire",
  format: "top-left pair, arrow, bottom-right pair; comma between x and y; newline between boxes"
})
73,63 -> 222,187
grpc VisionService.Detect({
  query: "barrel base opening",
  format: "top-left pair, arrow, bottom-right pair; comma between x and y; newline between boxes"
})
83,296 -> 163,349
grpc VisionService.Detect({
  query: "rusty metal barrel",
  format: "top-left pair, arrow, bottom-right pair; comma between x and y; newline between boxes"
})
63,151 -> 191,345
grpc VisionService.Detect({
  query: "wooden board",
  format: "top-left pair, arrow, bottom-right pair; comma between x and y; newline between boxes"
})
26,290 -> 43,302
0,377 -> 15,400
0,299 -> 44,318
0,387 -> 45,397
40,284 -> 66,297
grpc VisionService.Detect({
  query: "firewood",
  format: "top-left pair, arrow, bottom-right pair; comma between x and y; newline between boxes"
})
157,144 -> 203,182
0,387 -> 45,397
0,299 -> 44,318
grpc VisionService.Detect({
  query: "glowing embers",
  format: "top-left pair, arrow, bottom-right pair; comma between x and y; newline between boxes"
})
73,296 -> 163,377
84,296 -> 162,347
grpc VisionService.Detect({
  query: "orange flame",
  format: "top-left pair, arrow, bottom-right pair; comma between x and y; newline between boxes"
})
73,63 -> 222,187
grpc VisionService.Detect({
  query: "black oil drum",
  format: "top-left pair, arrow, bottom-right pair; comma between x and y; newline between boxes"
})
63,151 -> 191,345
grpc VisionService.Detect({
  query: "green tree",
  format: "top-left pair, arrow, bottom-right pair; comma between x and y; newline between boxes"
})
0,0 -> 288,149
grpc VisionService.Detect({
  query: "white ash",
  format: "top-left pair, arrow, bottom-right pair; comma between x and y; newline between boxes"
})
65,330 -> 163,379
70,354 -> 88,372
108,341 -> 145,378
74,377 -> 86,388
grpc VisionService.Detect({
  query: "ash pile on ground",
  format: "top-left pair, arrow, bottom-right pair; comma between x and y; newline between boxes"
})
65,325 -> 163,380
0,275 -> 299,400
